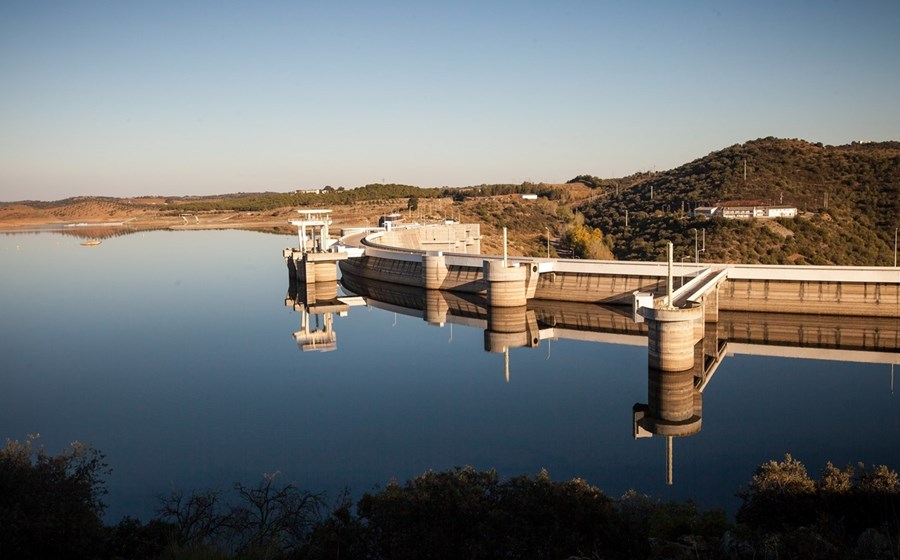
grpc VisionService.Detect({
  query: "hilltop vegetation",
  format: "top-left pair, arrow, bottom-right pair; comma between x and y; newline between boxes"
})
2,138 -> 897,265
579,138 -> 899,265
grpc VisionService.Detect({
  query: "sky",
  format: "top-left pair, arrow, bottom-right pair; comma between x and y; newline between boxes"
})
1,1 -> 899,201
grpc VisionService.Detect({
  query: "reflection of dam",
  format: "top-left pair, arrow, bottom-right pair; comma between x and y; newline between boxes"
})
338,271 -> 899,360
336,270 -> 898,483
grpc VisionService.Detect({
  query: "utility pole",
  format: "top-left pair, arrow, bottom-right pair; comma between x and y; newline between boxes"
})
625,209 -> 629,228
666,242 -> 674,308
546,227 -> 550,258
894,227 -> 898,267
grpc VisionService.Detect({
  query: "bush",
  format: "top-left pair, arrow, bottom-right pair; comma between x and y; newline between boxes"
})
0,434 -> 110,559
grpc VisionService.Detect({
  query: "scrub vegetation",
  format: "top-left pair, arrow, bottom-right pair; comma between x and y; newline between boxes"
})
578,138 -> 900,265
3,437 -> 899,559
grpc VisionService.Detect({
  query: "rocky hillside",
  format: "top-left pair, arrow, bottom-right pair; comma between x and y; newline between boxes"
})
580,138 -> 899,265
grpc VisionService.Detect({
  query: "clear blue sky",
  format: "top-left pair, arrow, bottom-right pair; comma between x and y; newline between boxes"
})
2,1 -> 898,201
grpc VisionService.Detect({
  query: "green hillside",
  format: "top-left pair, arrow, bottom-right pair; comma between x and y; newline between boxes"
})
579,138 -> 900,265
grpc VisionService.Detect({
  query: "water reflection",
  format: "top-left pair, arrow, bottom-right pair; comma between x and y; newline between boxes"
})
286,271 -> 899,484
285,281 -> 350,352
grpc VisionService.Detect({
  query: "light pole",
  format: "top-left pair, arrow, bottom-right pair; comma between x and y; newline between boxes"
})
546,227 -> 551,258
894,227 -> 898,267
694,229 -> 699,264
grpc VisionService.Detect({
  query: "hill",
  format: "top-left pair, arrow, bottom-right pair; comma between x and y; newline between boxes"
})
579,138 -> 899,265
2,138 -> 897,264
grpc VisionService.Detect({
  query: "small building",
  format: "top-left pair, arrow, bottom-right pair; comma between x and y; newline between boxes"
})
713,201 -> 798,220
520,194 -> 538,200
765,206 -> 798,218
721,206 -> 765,219
378,213 -> 403,229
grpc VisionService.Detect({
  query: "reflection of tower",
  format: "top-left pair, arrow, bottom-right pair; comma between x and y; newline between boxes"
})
633,313 -> 724,485
633,366 -> 703,485
484,306 -> 540,382
285,280 -> 349,353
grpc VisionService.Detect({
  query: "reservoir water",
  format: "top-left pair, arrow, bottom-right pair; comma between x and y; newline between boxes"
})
1,229 -> 897,522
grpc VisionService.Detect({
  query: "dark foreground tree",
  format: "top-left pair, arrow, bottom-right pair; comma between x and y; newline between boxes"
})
0,434 -> 109,559
736,454 -> 900,558
157,471 -> 325,558
333,466 -> 622,560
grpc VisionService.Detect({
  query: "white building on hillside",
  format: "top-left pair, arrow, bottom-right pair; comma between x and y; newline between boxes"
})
695,203 -> 798,219
764,205 -> 798,218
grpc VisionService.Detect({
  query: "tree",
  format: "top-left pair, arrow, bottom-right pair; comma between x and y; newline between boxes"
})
230,471 -> 325,555
407,196 -> 419,211
354,466 -> 620,560
561,223 -> 613,260
156,488 -> 228,547
737,453 -> 817,530
157,471 -> 325,557
0,434 -> 110,559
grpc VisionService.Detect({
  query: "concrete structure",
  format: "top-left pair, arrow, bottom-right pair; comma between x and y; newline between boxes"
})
284,209 -> 348,292
338,223 -> 898,318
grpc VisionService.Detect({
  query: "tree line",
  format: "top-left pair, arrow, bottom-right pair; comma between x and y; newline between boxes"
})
3,435 -> 899,559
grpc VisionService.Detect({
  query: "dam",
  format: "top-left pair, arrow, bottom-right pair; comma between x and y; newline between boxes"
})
283,214 -> 898,339
282,213 -> 898,485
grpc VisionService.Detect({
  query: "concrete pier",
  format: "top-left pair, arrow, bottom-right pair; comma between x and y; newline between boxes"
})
640,306 -> 704,372
423,253 -> 448,290
483,260 -> 527,308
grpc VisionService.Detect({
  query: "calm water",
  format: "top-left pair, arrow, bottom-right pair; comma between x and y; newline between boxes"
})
1,229 -> 898,522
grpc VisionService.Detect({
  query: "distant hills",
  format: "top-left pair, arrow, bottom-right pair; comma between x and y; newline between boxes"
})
578,138 -> 899,265
2,137 -> 897,266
